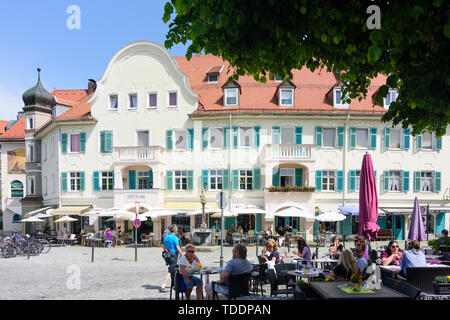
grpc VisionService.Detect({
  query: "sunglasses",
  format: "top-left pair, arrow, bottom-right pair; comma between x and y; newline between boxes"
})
391,245 -> 399,248
187,250 -> 195,253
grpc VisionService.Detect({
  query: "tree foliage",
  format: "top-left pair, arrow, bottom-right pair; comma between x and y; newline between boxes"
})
163,0 -> 450,136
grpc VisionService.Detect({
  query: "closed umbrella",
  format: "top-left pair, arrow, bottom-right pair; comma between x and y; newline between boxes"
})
407,197 -> 426,241
359,153 -> 380,258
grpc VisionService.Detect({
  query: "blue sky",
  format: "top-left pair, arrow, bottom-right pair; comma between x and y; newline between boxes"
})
0,0 -> 189,120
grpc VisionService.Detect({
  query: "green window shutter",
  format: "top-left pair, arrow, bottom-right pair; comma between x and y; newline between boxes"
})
370,128 -> 377,149
349,127 -> 356,149
232,170 -> 239,190
337,127 -> 344,148
315,127 -> 323,147
336,170 -> 344,191
414,171 -> 421,192
272,127 -> 280,145
402,171 -> 410,192
383,171 -> 389,192
295,168 -> 303,187
272,168 -> 280,187
253,168 -> 261,190
223,169 -> 230,190
202,128 -> 209,150
129,170 -> 136,190
187,128 -> 194,150
105,131 -> 113,152
80,132 -> 86,153
232,126 -> 238,148
166,171 -> 173,190
315,170 -> 322,191
436,213 -> 446,235
61,172 -> 67,191
187,170 -> 194,190
148,170 -> 153,189
100,131 -> 106,152
201,170 -> 209,190
384,128 -> 390,149
93,171 -> 100,191
295,127 -> 303,145
416,133 -> 422,150
434,171 -> 441,192
349,170 -> 356,192
403,129 -> 410,150
80,172 -> 85,191
166,130 -> 173,151
254,126 -> 261,147
435,136 -> 442,150
61,133 -> 68,153
223,127 -> 230,149
256,214 -> 262,232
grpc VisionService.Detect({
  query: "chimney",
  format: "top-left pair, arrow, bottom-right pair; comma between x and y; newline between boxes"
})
88,79 -> 97,95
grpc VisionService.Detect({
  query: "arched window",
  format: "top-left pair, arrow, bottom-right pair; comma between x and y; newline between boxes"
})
11,180 -> 24,198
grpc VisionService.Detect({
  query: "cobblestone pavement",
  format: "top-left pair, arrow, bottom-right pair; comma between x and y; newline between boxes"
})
0,240 -> 410,300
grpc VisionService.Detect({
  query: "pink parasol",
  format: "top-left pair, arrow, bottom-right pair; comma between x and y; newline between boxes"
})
359,153 -> 380,241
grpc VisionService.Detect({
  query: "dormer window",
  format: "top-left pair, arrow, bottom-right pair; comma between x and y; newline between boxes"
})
274,75 -> 283,82
206,65 -> 223,84
208,74 -> 218,83
333,87 -> 349,108
384,89 -> 398,108
277,80 -> 296,107
224,88 -> 238,106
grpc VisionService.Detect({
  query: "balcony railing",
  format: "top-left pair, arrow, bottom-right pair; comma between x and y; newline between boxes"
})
113,146 -> 164,162
265,144 -> 314,160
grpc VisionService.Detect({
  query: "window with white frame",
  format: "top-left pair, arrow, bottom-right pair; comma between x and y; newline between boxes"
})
388,171 -> 402,191
279,89 -> 294,106
208,74 -> 218,83
356,128 -> 369,148
70,172 -> 81,191
281,127 -> 294,145
422,132 -> 433,149
390,129 -> 401,149
322,170 -> 335,191
27,177 -> 35,195
137,171 -> 150,190
323,128 -> 336,147
355,170 -> 361,191
174,130 -> 187,150
333,87 -> 349,107
239,170 -> 253,190
384,90 -> 398,108
27,144 -> 34,162
137,131 -> 149,147
210,128 -> 223,148
210,170 -> 223,190
26,115 -> 34,130
168,92 -> 177,107
280,169 -> 294,187
420,171 -> 433,192
224,88 -> 238,106
175,171 -> 188,190
109,95 -> 118,110
129,94 -> 138,109
274,75 -> 283,82
240,127 -> 253,147
102,171 -> 114,191
70,134 -> 81,153
148,93 -> 157,108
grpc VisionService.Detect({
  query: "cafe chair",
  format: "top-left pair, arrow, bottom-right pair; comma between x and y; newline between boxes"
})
275,263 -> 296,289
265,269 -> 294,297
395,281 -> 421,300
211,273 -> 251,300
250,262 -> 268,296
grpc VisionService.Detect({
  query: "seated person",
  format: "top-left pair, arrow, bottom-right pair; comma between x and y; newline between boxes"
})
293,238 -> 312,260
205,244 -> 253,300
103,228 -> 113,247
400,240 -> 427,276
261,239 -> 280,263
353,235 -> 369,259
264,225 -> 273,240
381,240 -> 403,266
439,229 -> 449,248
327,249 -> 360,280
285,224 -> 293,233
355,245 -> 368,273
277,226 -> 286,247
329,236 -> 344,254
178,244 -> 203,300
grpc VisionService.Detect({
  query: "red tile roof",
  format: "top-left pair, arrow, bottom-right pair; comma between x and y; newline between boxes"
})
52,89 -> 88,107
174,55 -> 387,115
54,93 -> 93,120
0,116 -> 26,140
0,120 -> 10,135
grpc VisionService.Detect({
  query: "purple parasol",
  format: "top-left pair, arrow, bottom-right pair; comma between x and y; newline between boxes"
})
407,197 -> 426,241
359,154 -> 380,241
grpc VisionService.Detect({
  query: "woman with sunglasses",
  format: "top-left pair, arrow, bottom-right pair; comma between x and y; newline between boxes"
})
381,240 -> 403,266
178,244 -> 204,300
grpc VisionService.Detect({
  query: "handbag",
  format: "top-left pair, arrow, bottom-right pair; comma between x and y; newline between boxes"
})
162,249 -> 177,265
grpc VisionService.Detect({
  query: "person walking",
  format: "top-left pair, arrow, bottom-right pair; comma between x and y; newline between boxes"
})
160,224 -> 183,293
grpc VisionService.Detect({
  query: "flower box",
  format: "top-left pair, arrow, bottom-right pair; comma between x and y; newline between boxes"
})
432,282 -> 450,294
267,186 -> 316,192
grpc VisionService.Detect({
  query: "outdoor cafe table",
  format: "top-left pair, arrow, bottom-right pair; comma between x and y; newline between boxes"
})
310,281 -> 410,300
194,267 -> 223,285
287,269 -> 322,280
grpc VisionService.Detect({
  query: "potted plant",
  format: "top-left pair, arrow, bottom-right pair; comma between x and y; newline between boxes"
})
433,276 -> 450,294
295,279 -> 311,300
350,274 -> 363,291
428,238 -> 450,253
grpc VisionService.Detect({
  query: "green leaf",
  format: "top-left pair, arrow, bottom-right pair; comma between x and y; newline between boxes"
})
444,21 -> 450,39
367,46 -> 382,63
162,2 -> 174,23
369,30 -> 383,44
300,7 -> 307,14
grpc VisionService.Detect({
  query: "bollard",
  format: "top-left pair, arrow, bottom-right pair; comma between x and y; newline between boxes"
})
91,238 -> 95,262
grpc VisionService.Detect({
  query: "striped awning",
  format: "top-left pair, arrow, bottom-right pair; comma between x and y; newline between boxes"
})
50,206 -> 91,216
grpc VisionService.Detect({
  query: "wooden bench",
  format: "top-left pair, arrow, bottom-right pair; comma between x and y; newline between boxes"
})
377,230 -> 394,240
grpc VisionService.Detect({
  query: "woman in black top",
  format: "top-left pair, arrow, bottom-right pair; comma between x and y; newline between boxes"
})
329,236 -> 344,254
